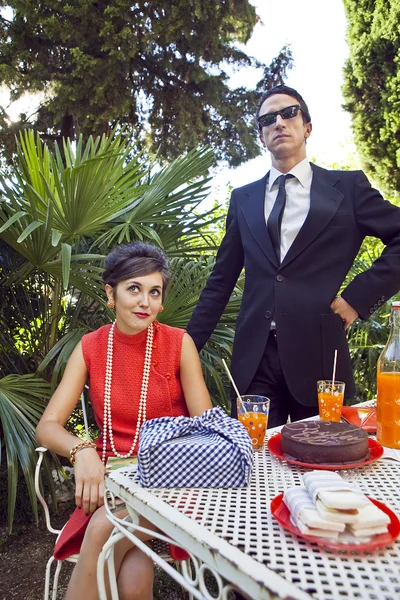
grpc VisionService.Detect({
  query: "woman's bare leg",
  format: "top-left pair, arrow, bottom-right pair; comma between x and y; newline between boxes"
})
117,544 -> 154,600
65,505 -> 157,600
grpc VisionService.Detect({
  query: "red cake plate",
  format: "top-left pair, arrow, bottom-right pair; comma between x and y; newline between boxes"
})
267,434 -> 383,470
271,493 -> 400,552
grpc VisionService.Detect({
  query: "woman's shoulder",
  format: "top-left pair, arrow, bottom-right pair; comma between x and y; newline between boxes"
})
81,324 -> 111,370
154,323 -> 186,367
82,324 -> 112,347
155,322 -> 186,340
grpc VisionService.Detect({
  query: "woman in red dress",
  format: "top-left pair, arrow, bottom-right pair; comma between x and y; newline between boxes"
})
36,242 -> 212,600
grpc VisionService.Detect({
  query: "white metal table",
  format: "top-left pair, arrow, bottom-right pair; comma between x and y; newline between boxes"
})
100,416 -> 400,600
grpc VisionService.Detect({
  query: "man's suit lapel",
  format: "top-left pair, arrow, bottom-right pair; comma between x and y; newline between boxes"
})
281,164 -> 344,268
240,172 -> 279,267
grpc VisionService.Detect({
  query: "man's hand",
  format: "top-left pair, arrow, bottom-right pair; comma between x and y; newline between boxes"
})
330,296 -> 359,330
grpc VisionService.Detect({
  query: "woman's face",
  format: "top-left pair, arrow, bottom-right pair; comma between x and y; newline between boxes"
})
105,271 -> 163,334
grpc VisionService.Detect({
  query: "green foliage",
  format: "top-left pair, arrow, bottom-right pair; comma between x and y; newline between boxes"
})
342,0 -> 400,194
159,254 -> 241,410
0,128 -> 238,530
342,237 -> 398,401
0,1 -> 293,166
194,192 -> 231,249
0,374 -> 54,530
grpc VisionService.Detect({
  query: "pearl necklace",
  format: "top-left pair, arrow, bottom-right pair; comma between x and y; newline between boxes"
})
102,321 -> 154,464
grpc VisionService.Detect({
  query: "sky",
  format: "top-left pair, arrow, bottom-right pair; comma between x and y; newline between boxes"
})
0,0 -> 354,198
212,0 -> 355,197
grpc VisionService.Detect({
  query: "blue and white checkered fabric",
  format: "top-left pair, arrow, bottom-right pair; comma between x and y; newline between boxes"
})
137,406 -> 253,488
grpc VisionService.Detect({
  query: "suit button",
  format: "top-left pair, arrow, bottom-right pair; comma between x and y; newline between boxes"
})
381,296 -> 385,301
265,311 -> 272,318
369,308 -> 374,314
374,303 -> 378,310
276,274 -> 284,282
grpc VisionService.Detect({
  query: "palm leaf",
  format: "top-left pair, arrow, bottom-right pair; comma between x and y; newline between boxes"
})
96,147 -> 215,250
0,128 -> 226,530
159,256 -> 241,407
37,328 -> 90,389
0,374 -> 52,531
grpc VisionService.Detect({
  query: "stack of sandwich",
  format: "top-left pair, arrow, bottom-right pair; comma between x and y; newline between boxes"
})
283,470 -> 390,540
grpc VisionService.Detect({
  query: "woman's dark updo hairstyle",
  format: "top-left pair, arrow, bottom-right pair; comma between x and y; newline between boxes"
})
103,242 -> 171,300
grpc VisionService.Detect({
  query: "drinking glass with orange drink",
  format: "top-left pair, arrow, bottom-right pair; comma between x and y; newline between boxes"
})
236,395 -> 270,451
317,380 -> 345,422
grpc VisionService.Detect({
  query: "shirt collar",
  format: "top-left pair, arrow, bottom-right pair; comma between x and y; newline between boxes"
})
268,157 -> 312,191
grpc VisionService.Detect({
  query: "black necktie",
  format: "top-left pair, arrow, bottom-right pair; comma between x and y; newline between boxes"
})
268,174 -> 293,262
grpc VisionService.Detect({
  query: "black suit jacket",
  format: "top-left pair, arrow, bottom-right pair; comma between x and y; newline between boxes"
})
187,164 -> 400,408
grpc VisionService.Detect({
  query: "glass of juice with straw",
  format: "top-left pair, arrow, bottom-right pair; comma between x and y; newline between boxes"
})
317,380 -> 345,422
236,395 -> 270,451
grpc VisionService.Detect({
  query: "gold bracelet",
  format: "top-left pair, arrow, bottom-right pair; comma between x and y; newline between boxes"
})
69,441 -> 97,465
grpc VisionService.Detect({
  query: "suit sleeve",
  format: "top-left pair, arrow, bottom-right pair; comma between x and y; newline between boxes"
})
341,171 -> 400,319
187,189 -> 244,351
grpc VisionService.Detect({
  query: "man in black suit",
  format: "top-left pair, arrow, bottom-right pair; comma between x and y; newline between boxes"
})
187,85 -> 400,428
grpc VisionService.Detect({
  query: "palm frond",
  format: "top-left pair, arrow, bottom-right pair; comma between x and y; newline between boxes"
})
37,328 -> 90,389
0,374 -> 52,531
158,256 -> 240,407
96,147 -> 215,249
0,129 -> 223,531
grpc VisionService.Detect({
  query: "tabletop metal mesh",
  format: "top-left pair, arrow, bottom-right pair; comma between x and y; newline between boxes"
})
112,424 -> 400,600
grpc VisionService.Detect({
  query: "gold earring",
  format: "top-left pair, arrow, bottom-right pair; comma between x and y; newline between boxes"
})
159,306 -> 164,313
107,298 -> 115,309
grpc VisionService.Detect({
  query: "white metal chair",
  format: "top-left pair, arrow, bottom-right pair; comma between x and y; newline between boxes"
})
35,391 -> 193,599
35,391 -> 91,600
35,446 -> 80,600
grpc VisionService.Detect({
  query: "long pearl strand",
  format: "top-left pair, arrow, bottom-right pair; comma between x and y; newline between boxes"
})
102,321 -> 153,464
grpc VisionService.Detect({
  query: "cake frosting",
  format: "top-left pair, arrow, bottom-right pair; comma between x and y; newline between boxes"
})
281,421 -> 369,464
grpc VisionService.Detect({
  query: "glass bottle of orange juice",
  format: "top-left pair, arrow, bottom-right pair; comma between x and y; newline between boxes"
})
377,301 -> 400,448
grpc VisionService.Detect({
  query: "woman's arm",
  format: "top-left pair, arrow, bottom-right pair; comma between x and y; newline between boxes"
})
180,333 -> 213,417
36,341 -> 105,513
36,341 -> 88,454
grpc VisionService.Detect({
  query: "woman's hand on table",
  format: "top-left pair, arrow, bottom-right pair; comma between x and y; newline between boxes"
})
74,448 -> 106,514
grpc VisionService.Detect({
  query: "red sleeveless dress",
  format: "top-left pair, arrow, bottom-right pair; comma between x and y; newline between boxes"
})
54,321 -> 189,560
82,321 -> 189,457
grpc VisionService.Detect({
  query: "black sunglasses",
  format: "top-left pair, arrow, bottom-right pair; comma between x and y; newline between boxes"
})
258,105 -> 302,128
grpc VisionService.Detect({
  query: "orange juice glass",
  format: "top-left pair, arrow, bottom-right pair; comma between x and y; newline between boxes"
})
376,371 -> 400,449
237,395 -> 270,451
317,380 -> 345,422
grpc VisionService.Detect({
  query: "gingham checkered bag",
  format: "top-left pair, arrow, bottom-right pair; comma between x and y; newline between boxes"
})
137,406 -> 253,488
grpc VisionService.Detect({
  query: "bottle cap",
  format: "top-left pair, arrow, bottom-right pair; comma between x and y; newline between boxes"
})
392,301 -> 400,309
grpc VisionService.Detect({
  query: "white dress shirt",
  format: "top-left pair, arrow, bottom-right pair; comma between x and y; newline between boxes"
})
264,157 -> 313,262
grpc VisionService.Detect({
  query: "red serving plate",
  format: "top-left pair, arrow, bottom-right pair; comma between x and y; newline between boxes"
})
341,406 -> 377,432
267,434 -> 383,470
271,493 -> 400,551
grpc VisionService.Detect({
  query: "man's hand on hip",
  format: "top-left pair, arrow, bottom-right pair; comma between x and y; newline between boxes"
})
330,296 -> 359,330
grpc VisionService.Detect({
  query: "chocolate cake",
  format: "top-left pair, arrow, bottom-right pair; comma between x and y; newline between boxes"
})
280,421 -> 369,464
